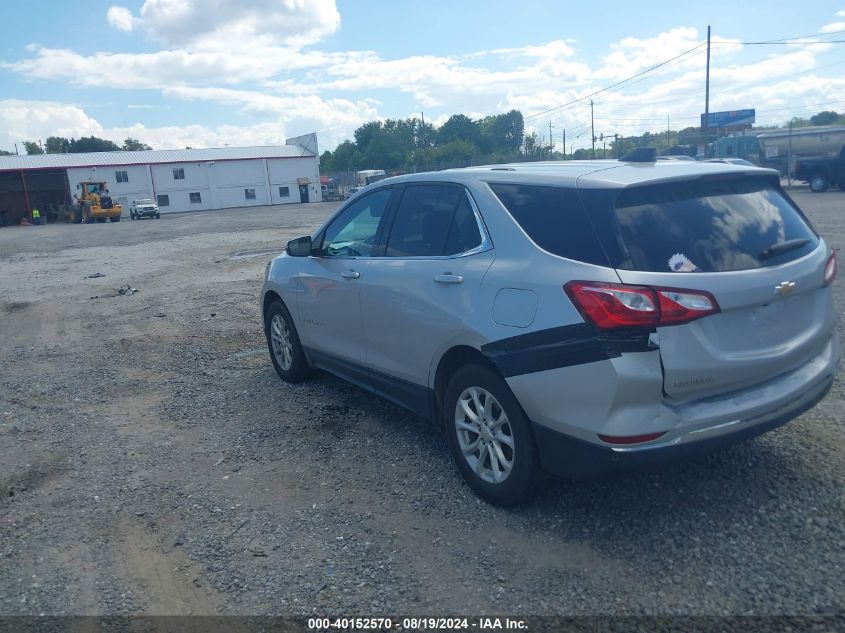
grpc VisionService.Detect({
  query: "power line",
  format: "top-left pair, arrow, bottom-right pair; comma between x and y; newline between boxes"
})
524,42 -> 706,121
714,39 -> 845,45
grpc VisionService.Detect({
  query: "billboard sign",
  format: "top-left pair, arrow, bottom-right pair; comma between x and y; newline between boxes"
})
700,109 -> 756,128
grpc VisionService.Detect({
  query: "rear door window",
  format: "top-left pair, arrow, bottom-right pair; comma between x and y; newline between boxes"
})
385,185 -> 483,257
613,177 -> 818,272
489,183 -> 608,266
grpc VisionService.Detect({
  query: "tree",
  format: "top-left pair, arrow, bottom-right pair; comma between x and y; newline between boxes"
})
809,110 -> 840,126
331,140 -> 363,172
319,150 -> 335,173
437,114 -> 479,146
23,141 -> 43,155
478,110 -> 524,155
70,136 -> 121,153
45,136 -> 71,153
0,149 -> 13,156
122,138 -> 152,151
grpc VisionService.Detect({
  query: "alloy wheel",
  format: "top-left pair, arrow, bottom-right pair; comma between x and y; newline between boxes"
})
269,313 -> 293,371
454,386 -> 515,484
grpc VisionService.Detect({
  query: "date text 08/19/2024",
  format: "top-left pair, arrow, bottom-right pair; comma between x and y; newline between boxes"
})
307,617 -> 528,631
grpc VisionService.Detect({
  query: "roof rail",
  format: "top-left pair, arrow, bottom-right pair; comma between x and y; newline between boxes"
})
620,147 -> 657,163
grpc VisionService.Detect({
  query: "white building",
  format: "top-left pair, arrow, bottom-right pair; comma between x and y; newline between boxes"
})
0,134 -> 322,223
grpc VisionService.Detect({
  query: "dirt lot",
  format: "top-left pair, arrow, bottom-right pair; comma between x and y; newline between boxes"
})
1,191 -> 844,617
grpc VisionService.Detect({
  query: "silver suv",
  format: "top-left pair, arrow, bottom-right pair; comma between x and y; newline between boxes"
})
261,159 -> 839,505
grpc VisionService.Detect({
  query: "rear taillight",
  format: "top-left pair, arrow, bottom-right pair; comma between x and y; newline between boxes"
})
563,281 -> 719,330
824,251 -> 837,286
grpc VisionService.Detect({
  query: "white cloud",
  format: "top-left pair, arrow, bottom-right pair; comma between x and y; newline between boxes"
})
820,21 -> 845,33
0,100 -> 104,149
106,6 -> 137,32
3,45 -> 362,88
0,97 -> 378,153
111,0 -> 340,49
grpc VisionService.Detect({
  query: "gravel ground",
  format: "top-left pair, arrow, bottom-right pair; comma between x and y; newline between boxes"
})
0,191 -> 843,617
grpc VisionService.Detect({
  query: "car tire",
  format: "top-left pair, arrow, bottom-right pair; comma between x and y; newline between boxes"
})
155,213 -> 160,219
265,300 -> 311,383
444,364 -> 538,506
111,216 -> 120,222
96,217 -> 106,223
809,174 -> 829,193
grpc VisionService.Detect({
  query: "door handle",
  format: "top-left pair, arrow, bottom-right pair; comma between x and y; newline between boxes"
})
434,274 -> 463,285
340,270 -> 360,280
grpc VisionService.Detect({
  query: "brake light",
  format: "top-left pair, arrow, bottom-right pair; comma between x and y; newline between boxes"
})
824,251 -> 837,286
563,281 -> 719,330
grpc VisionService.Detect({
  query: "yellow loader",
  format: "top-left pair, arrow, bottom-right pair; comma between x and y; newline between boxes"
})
74,181 -> 123,223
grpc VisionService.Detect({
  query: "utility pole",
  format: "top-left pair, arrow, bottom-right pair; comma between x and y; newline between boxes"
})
590,100 -> 596,159
562,129 -> 566,160
548,121 -> 554,158
703,25 -> 711,157
788,119 -> 793,185
667,115 -> 670,150
615,134 -> 620,158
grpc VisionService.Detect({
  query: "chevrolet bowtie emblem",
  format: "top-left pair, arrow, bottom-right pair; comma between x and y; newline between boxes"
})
774,281 -> 796,296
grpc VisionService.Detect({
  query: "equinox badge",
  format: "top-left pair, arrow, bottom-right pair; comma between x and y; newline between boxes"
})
774,281 -> 796,297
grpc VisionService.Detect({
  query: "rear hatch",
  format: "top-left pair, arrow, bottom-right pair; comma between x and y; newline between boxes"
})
605,174 -> 834,401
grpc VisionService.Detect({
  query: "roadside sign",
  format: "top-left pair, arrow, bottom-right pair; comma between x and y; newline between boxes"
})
701,109 -> 756,128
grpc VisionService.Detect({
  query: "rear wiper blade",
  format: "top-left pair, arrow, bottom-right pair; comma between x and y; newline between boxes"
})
759,238 -> 811,261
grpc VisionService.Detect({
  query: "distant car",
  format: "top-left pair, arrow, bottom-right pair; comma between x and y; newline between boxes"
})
705,157 -> 756,167
261,158 -> 839,505
130,198 -> 160,220
345,187 -> 361,199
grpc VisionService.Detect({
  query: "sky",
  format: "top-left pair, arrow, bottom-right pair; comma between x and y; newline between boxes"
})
1,0 -> 845,154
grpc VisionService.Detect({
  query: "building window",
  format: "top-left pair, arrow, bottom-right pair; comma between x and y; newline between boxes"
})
189,192 -> 202,204
245,188 -> 256,200
115,170 -> 128,183
173,168 -> 185,180
279,186 -> 290,197
157,194 -> 169,207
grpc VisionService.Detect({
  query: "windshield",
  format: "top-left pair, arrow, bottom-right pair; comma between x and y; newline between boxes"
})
612,177 -> 818,273
136,199 -> 154,205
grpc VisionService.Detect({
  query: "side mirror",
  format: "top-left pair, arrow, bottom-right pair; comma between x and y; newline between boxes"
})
286,235 -> 313,257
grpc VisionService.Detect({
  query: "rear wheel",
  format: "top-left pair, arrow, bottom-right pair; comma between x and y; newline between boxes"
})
444,364 -> 538,506
96,217 -> 106,223
265,300 -> 311,383
809,174 -> 829,193
111,216 -> 120,222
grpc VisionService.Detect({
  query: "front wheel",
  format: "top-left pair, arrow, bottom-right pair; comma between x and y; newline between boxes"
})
444,364 -> 538,506
265,300 -> 311,383
809,174 -> 829,193
155,213 -> 160,219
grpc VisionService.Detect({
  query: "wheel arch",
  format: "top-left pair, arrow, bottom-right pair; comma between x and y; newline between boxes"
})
262,289 -> 284,320
432,345 -> 501,428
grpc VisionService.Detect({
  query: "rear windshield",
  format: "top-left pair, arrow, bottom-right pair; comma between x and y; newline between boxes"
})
613,177 -> 818,273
